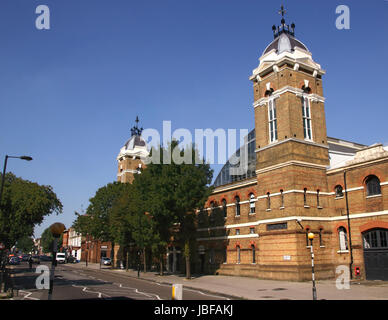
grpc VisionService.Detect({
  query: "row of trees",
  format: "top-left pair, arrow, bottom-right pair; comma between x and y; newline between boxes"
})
0,172 -> 63,250
73,142 -> 213,278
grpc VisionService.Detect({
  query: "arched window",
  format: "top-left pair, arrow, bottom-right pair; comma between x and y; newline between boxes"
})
302,97 -> 312,140
249,193 -> 255,214
236,246 -> 241,264
305,228 -> 310,246
335,185 -> 343,198
363,229 -> 388,249
316,189 -> 320,207
365,175 -> 381,196
280,189 -> 284,208
235,196 -> 240,217
251,245 -> 256,264
338,227 -> 349,251
209,201 -> 215,222
266,192 -> 271,210
268,98 -> 278,143
222,199 -> 227,218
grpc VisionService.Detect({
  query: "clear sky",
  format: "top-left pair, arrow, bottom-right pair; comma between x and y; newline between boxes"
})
0,1 -> 387,238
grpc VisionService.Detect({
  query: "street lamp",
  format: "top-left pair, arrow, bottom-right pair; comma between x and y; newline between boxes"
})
48,222 -> 65,300
0,155 -> 33,206
308,232 -> 317,300
0,155 -> 32,293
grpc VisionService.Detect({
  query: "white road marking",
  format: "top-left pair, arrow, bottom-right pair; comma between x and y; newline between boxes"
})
19,290 -> 40,300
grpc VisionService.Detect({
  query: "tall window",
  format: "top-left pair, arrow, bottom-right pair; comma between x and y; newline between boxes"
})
235,196 -> 240,217
249,193 -> 255,214
222,199 -> 227,218
319,228 -> 324,247
268,98 -> 278,143
302,97 -> 312,140
280,189 -> 284,208
236,246 -> 241,264
365,175 -> 381,196
266,192 -> 271,210
251,245 -> 256,264
338,227 -> 349,251
303,188 -> 308,206
335,185 -> 344,198
316,189 -> 320,207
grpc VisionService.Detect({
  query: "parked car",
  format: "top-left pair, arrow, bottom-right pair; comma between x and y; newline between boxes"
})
21,254 -> 30,261
39,255 -> 52,262
66,255 -> 77,264
56,253 -> 66,264
32,255 -> 40,264
101,257 -> 111,266
9,257 -> 20,265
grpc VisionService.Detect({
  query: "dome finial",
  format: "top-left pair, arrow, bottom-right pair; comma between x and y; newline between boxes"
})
130,116 -> 143,137
272,5 -> 295,39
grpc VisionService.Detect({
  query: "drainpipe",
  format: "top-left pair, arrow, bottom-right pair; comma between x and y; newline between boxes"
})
343,170 -> 354,280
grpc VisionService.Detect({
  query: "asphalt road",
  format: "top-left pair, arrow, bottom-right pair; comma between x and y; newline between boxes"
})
9,261 -> 229,300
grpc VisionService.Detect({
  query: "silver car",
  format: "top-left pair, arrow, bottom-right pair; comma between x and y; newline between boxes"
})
101,257 -> 111,265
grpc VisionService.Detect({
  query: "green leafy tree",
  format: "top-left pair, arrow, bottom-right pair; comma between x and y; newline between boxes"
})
15,236 -> 34,253
40,227 -> 63,253
0,172 -> 63,249
134,142 -> 213,278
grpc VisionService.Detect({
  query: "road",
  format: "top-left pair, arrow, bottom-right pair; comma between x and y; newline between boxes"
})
9,261 -> 229,300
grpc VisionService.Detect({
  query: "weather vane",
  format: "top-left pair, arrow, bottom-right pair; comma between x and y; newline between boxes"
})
131,116 -> 143,136
278,5 -> 286,18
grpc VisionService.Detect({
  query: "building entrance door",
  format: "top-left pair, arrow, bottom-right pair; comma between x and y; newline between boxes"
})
363,229 -> 388,280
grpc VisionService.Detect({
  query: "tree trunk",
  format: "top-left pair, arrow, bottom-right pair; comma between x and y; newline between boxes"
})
143,247 -> 146,273
185,241 -> 191,279
185,255 -> 191,279
126,250 -> 129,271
159,254 -> 163,276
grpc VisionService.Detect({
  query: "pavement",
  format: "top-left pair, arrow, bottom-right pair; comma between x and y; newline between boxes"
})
64,262 -> 388,300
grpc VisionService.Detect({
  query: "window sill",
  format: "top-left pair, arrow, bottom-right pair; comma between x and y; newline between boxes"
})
304,205 -> 310,208
266,209 -> 271,212
317,206 -> 323,209
235,215 -> 240,218
337,250 -> 349,254
366,194 -> 382,199
249,212 -> 256,216
279,206 -> 285,210
320,246 -> 325,248
335,196 -> 344,200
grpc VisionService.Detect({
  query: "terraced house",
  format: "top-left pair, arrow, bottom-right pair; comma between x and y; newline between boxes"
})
116,13 -> 387,281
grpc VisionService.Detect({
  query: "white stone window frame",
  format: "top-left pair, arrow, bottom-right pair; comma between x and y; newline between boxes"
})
268,97 -> 278,144
302,96 -> 313,141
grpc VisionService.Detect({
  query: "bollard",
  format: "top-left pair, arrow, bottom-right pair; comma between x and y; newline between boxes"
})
172,284 -> 183,300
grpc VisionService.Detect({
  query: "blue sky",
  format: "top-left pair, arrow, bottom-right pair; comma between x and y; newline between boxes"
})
0,1 -> 387,238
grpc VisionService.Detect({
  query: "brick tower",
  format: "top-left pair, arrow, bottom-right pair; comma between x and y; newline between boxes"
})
117,117 -> 148,184
250,8 -> 333,280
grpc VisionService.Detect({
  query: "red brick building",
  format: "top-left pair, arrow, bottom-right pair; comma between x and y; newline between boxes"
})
193,14 -> 388,281
111,12 -> 388,281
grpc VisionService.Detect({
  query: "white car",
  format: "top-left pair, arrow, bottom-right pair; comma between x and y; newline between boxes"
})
56,253 -> 66,264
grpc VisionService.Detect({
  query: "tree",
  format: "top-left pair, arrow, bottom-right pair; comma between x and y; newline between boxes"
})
0,172 -> 63,249
15,236 -> 34,253
134,142 -> 213,278
40,227 -> 63,253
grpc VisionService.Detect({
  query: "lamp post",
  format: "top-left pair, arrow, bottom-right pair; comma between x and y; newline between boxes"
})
48,222 -> 65,300
0,155 -> 32,293
308,232 -> 317,300
0,155 -> 33,206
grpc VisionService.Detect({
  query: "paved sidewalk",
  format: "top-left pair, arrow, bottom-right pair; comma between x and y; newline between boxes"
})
65,262 -> 388,300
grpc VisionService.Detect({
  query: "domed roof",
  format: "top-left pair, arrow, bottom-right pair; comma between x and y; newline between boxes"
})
262,32 -> 309,56
124,135 -> 146,150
